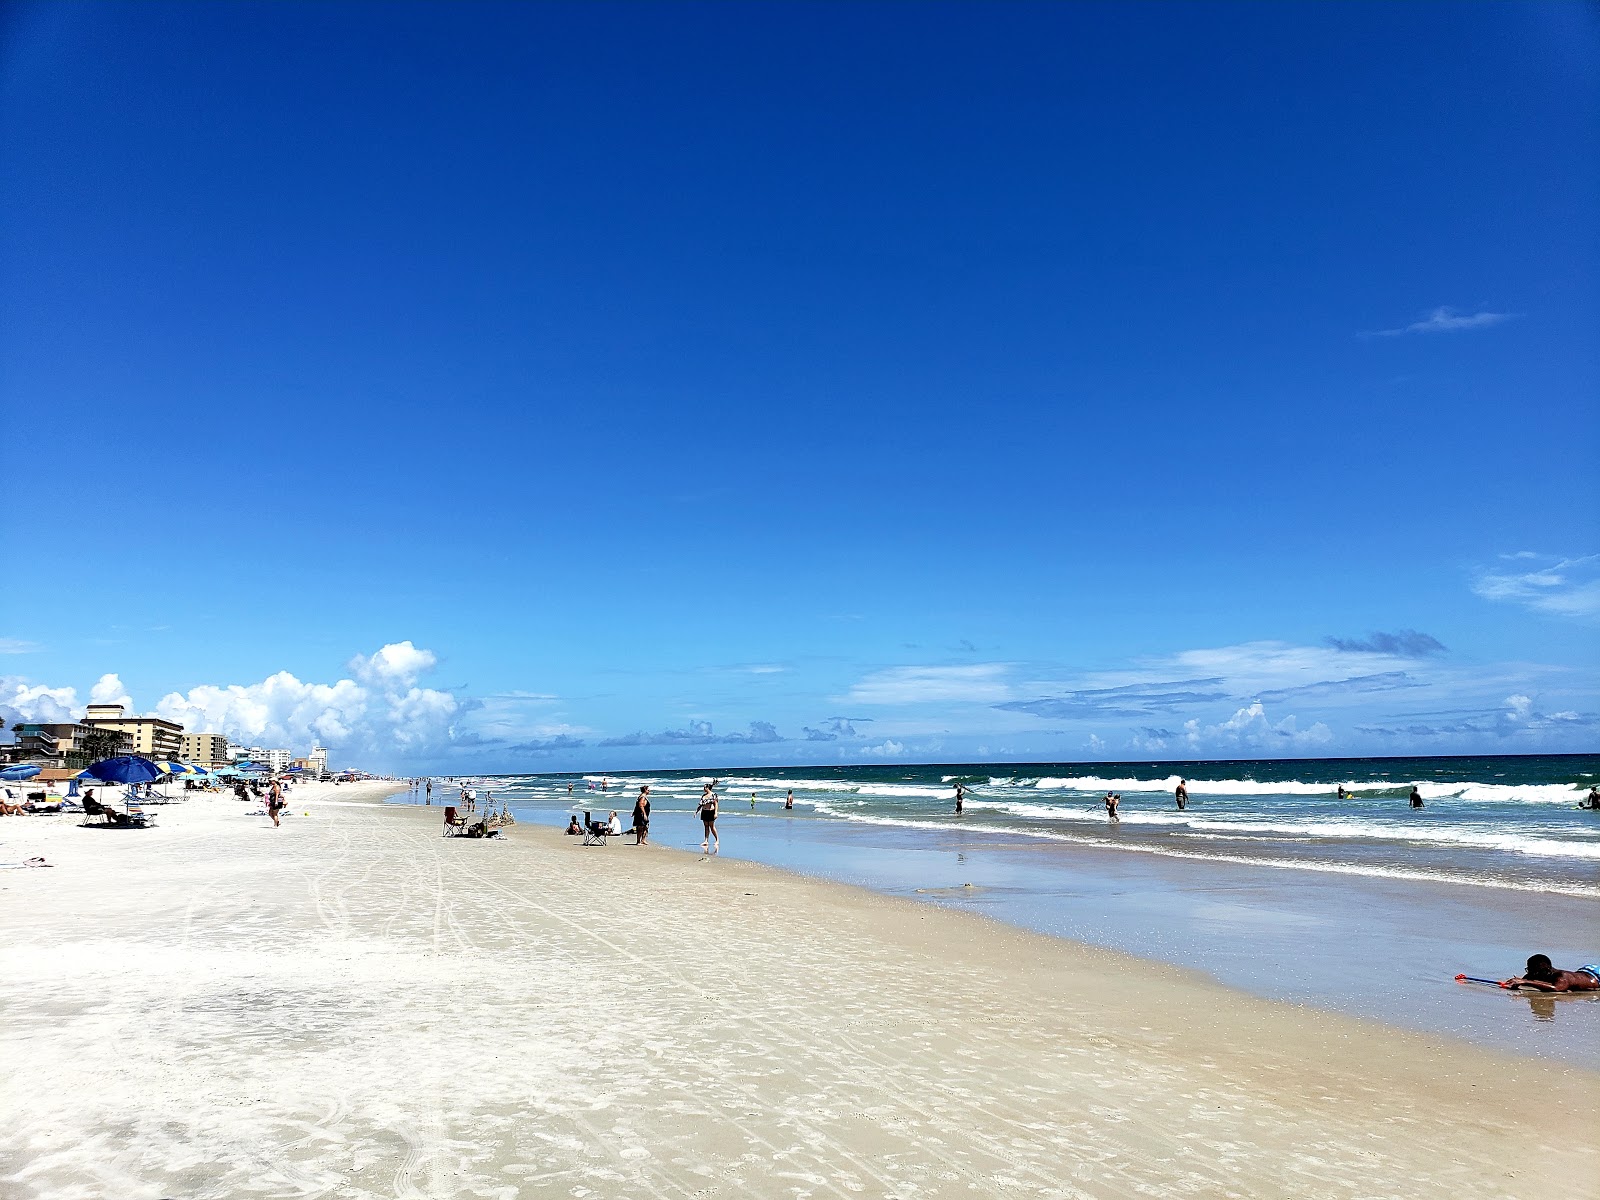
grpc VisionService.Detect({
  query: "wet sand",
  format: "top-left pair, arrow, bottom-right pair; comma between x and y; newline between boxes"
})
0,787 -> 1594,1198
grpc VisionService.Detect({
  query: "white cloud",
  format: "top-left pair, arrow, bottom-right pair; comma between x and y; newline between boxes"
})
0,638 -> 40,654
349,641 -> 437,686
843,663 -> 1013,705
1184,702 -> 1333,753
1472,554 -> 1600,619
89,673 -> 132,709
151,641 -> 460,762
862,739 -> 906,757
1366,306 -> 1516,336
0,679 -> 79,726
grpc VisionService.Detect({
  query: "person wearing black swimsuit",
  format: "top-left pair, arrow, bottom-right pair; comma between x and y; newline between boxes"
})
698,783 -> 719,852
631,785 -> 651,845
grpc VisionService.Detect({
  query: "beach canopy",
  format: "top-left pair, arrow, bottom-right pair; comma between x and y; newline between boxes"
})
79,755 -> 163,785
0,764 -> 43,781
212,766 -> 242,777
236,761 -> 268,773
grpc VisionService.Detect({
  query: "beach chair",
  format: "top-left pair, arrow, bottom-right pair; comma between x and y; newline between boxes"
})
581,811 -> 610,847
442,806 -> 468,837
81,796 -> 153,828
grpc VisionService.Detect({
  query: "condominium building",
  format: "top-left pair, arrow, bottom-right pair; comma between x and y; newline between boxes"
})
81,704 -> 184,762
179,732 -> 230,768
309,746 -> 328,776
2,722 -> 132,769
266,748 -> 291,774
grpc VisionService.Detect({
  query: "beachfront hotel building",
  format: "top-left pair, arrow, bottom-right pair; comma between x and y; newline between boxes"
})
2,721 -> 133,769
309,746 -> 328,775
266,748 -> 291,773
82,704 -> 184,762
179,732 -> 229,768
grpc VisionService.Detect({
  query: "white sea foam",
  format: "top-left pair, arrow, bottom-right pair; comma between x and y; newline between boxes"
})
958,798 -> 1600,858
800,806 -> 1600,898
1015,774 -> 1589,804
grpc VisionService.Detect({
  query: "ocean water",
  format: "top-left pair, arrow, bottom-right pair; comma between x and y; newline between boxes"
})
409,754 -> 1600,1064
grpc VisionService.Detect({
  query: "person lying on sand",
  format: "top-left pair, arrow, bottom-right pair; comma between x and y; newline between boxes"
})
1502,955 -> 1600,992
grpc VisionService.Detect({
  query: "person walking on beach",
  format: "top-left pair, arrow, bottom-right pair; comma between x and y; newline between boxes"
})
1105,792 -> 1120,822
698,784 -> 720,852
267,779 -> 285,828
631,786 -> 651,845
425,779 -> 432,805
1175,780 -> 1188,811
785,789 -> 794,810
955,783 -> 965,815
1409,786 -> 1424,809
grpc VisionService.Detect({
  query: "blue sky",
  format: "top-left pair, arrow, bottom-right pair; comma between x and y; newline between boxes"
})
2,2 -> 1595,771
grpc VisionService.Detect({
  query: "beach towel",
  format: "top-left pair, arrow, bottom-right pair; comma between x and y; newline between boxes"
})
0,857 -> 52,869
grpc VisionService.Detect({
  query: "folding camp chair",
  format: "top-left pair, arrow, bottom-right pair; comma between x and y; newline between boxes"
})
581,811 -> 610,846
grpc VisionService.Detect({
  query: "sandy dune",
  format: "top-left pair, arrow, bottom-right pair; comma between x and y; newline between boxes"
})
0,785 -> 1593,1198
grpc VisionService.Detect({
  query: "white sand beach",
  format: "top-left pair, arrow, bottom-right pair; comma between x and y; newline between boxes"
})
0,784 -> 1594,1198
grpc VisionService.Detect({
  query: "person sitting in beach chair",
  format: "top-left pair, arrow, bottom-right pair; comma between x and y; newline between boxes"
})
442,805 -> 469,837
81,793 -> 153,828
581,811 -> 610,846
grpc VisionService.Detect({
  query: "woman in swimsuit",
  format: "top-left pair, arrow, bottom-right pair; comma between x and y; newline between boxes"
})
699,785 -> 719,852
631,786 -> 650,845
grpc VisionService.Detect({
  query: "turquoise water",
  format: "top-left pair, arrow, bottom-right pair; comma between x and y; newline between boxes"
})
409,754 -> 1600,1063
529,754 -> 1600,897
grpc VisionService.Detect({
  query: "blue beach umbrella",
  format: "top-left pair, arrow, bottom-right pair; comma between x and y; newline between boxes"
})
80,755 -> 163,785
0,764 -> 43,782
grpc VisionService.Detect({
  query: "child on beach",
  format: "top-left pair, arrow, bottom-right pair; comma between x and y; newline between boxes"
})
1502,955 -> 1600,992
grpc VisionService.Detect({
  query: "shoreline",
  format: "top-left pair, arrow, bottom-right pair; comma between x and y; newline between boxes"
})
2,786 -> 1595,1197
445,785 -> 1600,1069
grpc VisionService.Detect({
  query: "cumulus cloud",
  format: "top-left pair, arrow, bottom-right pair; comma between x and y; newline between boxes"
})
1472,554 -> 1600,619
1324,630 -> 1446,657
153,641 -> 460,761
89,673 -> 132,709
862,739 -> 905,757
843,664 -> 1012,706
801,716 -> 870,742
0,678 -> 79,729
597,720 -> 784,748
1365,306 -> 1516,336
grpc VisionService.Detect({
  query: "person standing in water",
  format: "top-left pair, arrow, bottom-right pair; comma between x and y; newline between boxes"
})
698,784 -> 720,852
955,783 -> 965,815
425,779 -> 432,805
750,791 -> 757,809
1175,779 -> 1188,811
1105,792 -> 1120,821
1409,786 -> 1424,809
785,789 -> 794,810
